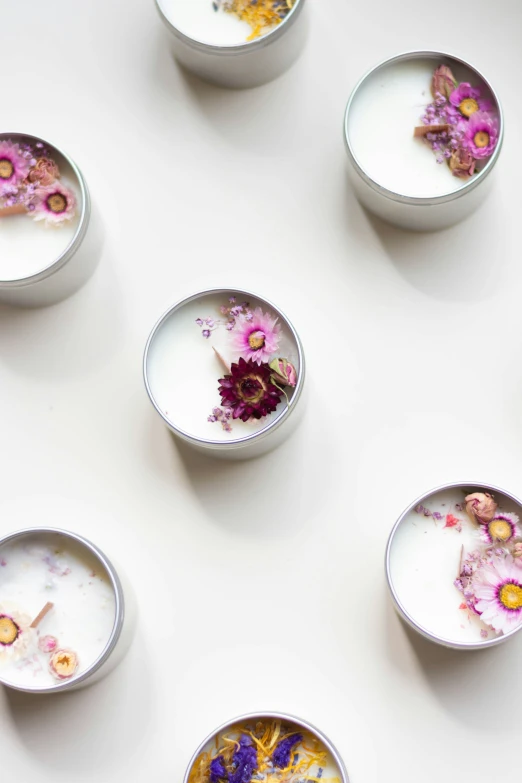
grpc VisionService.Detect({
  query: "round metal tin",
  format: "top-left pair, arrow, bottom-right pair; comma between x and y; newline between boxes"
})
144,287 -> 306,459
0,527 -> 126,693
0,132 -> 91,306
343,52 -> 504,231
386,481 -> 522,650
155,0 -> 307,88
183,711 -> 350,783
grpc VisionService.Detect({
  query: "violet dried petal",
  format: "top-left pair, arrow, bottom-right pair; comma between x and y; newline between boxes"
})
272,733 -> 303,769
210,756 -> 228,783
229,735 -> 257,783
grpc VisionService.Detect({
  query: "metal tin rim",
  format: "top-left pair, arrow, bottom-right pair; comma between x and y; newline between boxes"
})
0,527 -> 125,693
385,481 -> 522,650
343,51 -> 504,206
143,287 -> 306,450
155,0 -> 305,55
0,132 -> 90,289
183,711 -> 350,783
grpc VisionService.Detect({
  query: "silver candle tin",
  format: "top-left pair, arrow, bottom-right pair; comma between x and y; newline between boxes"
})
386,481 -> 522,650
0,527 -> 133,693
344,52 -> 504,231
183,711 -> 350,783
0,132 -> 92,307
155,0 -> 307,88
143,287 -> 305,460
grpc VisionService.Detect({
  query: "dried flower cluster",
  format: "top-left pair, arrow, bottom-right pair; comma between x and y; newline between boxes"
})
416,491 -> 522,637
414,65 -> 499,178
188,719 -> 340,783
212,0 -> 294,41
0,139 -> 77,226
196,296 -> 297,433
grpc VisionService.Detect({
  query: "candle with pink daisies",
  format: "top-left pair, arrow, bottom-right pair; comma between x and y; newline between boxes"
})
144,289 -> 305,457
387,484 -> 522,649
0,134 -> 80,285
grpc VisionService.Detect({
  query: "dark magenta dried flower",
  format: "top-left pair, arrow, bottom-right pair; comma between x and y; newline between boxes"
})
218,358 -> 283,423
272,733 -> 303,769
229,735 -> 257,783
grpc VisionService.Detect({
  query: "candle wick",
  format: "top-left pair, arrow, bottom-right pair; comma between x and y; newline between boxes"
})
0,203 -> 27,218
213,346 -> 231,373
30,601 -> 54,628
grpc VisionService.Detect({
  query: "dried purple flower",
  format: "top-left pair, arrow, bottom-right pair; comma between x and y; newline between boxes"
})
229,735 -> 257,783
272,733 -> 303,769
210,756 -> 228,783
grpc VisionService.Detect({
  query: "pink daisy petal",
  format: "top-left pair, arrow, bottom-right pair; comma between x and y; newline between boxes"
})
229,306 -> 281,365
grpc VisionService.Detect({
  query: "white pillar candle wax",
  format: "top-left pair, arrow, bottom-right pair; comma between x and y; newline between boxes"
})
0,134 -> 82,285
387,485 -> 522,648
157,0 -> 295,46
144,289 -> 304,455
347,56 -> 499,199
184,713 -> 349,783
0,530 -> 119,691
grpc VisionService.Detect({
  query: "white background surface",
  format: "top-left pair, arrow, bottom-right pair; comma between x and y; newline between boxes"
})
1,0 -> 522,781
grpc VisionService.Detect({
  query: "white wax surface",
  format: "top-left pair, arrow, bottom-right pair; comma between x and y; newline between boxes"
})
0,169 -> 80,282
146,293 -> 299,442
347,58 -> 489,199
389,488 -> 522,644
0,533 -> 116,689
159,0 -> 277,45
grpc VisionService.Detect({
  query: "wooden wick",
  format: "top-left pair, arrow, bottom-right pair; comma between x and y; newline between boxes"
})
30,602 -> 54,629
213,346 -> 231,374
0,204 -> 26,217
457,545 -> 464,579
414,124 -> 450,137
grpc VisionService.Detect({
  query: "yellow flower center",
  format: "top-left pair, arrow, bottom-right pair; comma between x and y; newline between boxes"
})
248,331 -> 265,351
47,193 -> 67,213
488,519 -> 512,541
0,158 -> 14,180
0,615 -> 19,645
459,98 -> 479,117
474,131 -> 490,149
499,583 -> 522,611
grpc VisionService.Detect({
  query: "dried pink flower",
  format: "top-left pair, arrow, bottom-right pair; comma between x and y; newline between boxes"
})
38,634 -> 58,653
431,65 -> 457,100
465,492 -> 497,525
269,357 -> 297,387
449,147 -> 476,178
28,157 -> 60,186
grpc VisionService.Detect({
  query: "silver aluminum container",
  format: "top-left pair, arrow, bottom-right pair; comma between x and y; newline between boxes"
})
386,481 -> 522,650
0,527 -> 134,693
183,711 -> 350,783
155,0 -> 307,88
143,287 -> 305,460
0,132 -> 93,307
344,52 -> 504,231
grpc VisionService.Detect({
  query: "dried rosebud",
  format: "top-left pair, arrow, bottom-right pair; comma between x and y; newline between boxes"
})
465,492 -> 497,525
27,157 -> 60,186
38,634 -> 58,653
431,65 -> 457,100
49,649 -> 79,680
269,357 -> 297,387
513,543 -> 522,559
449,147 -> 476,178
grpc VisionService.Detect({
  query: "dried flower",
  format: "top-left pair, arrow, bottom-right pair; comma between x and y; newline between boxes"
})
49,648 -> 79,680
38,634 -> 58,653
0,606 -> 34,662
465,492 -> 497,525
27,157 -> 60,186
513,543 -> 522,559
431,65 -> 458,100
30,181 -> 77,226
479,513 -> 521,545
449,82 -> 484,117
0,140 -> 31,196
269,357 -> 297,387
272,733 -> 303,768
230,307 -> 281,365
474,557 -> 522,634
229,735 -> 257,783
218,358 -> 283,422
449,146 -> 476,177
464,112 -> 499,159
210,756 -> 228,783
